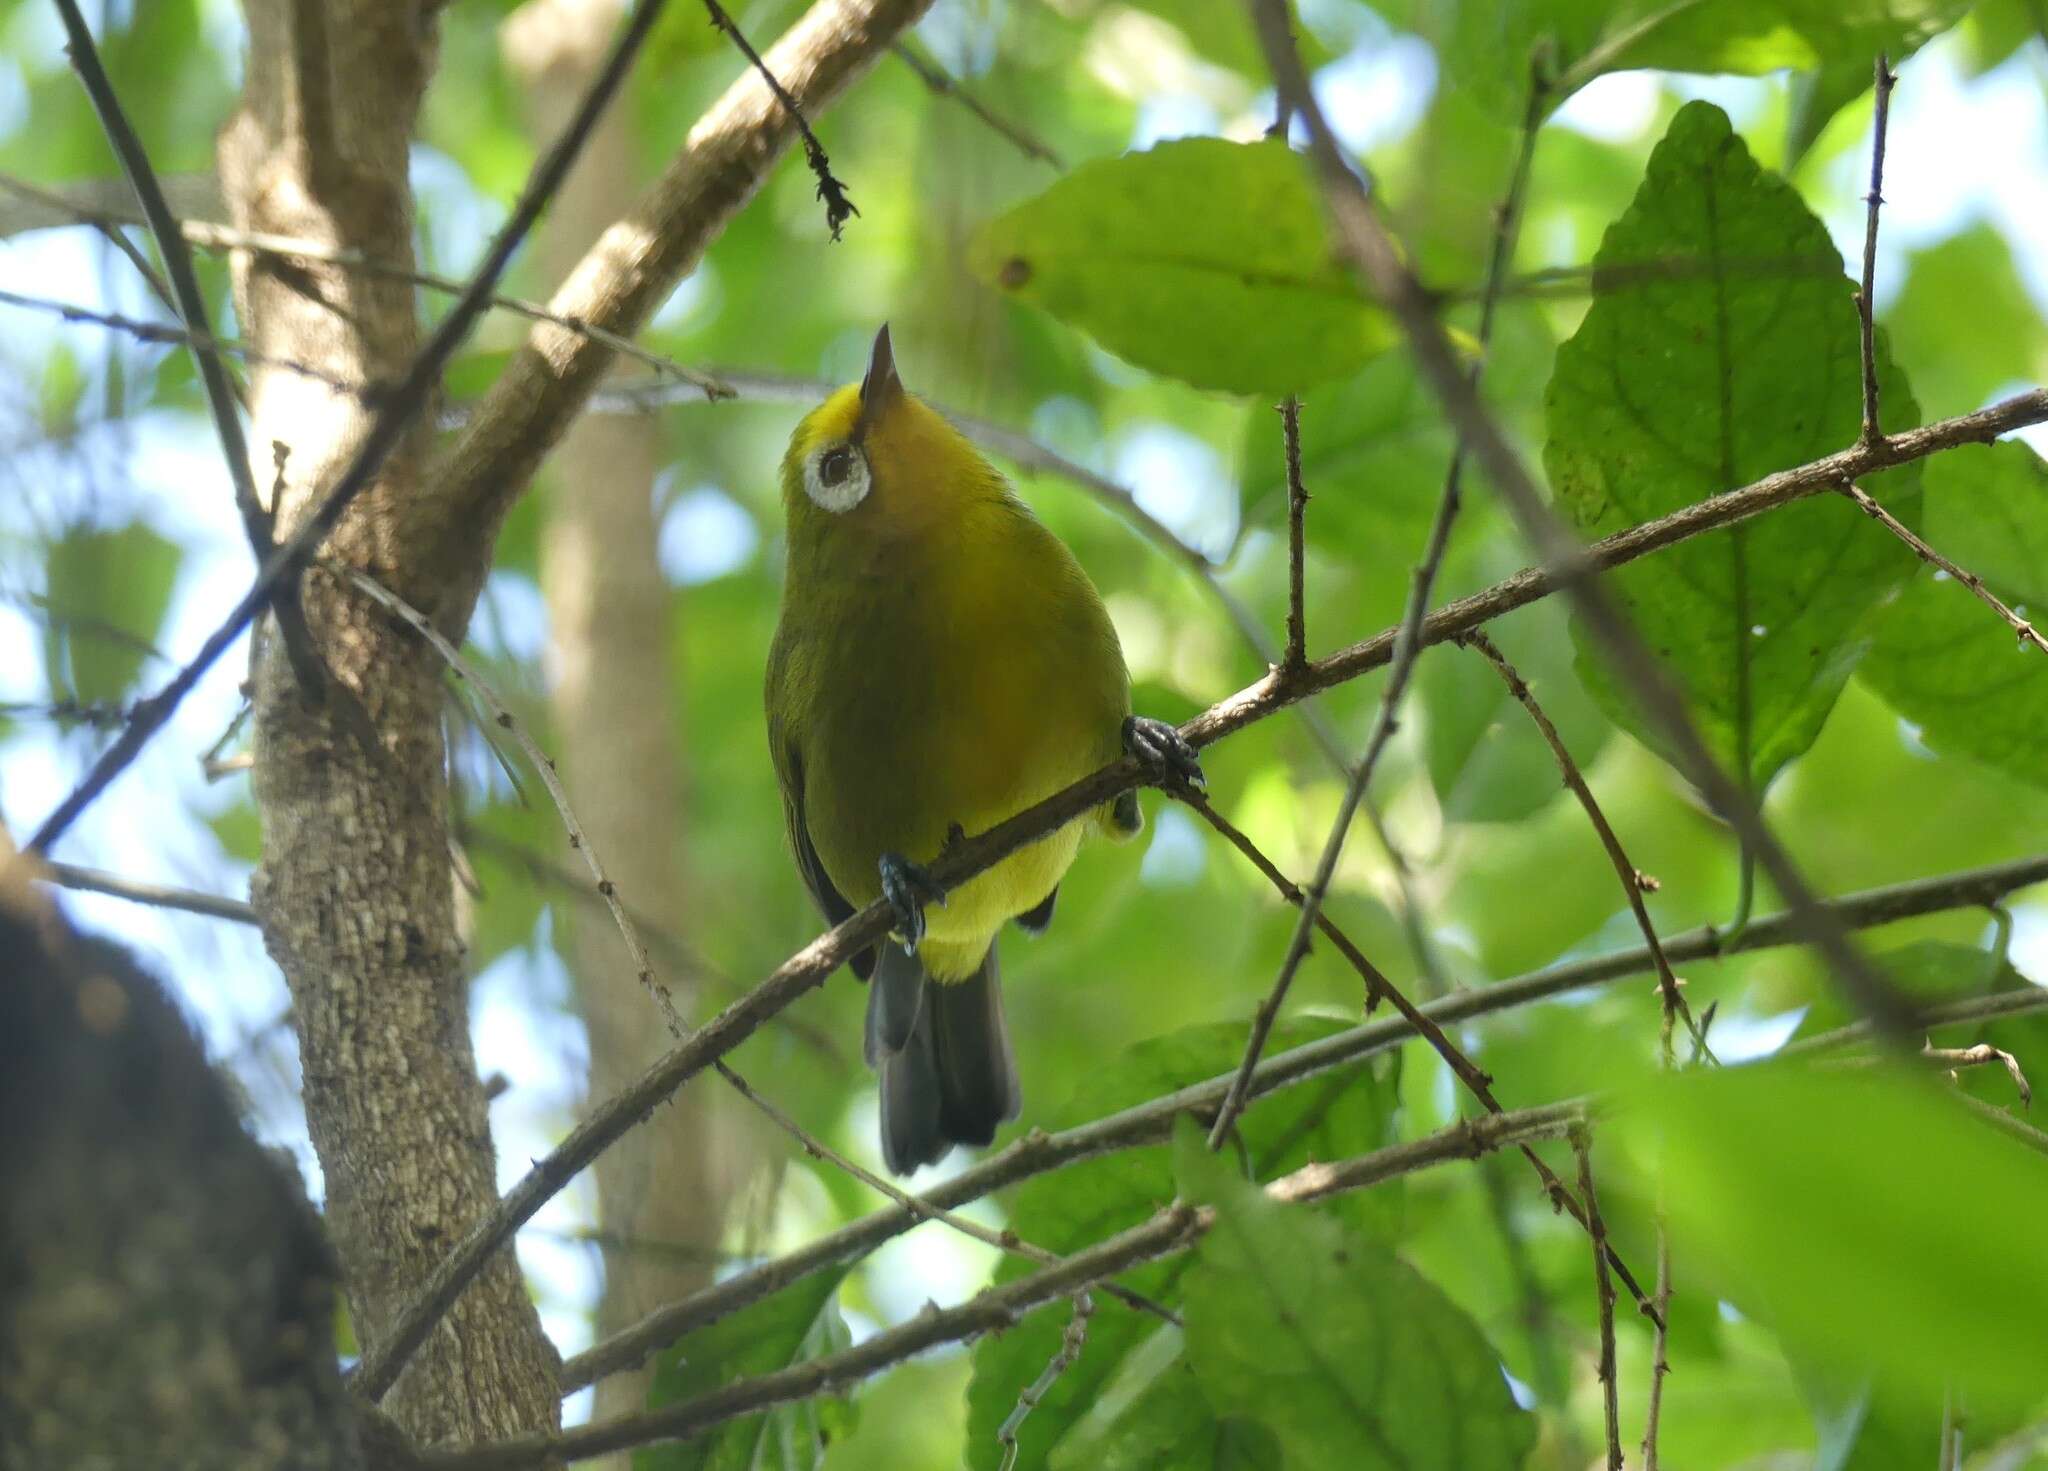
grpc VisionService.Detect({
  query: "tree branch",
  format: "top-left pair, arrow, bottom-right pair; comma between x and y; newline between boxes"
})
558,854 -> 2048,1393
1457,629 -> 1707,1054
37,860 -> 257,926
424,1105 -> 1587,1469
1857,53 -> 1897,447
431,0 -> 934,569
1836,480 -> 2048,657
1571,1125 -> 1623,1471
1184,788 -> 1653,1315
1249,0 -> 1925,1045
1279,396 -> 1307,671
890,39 -> 1062,168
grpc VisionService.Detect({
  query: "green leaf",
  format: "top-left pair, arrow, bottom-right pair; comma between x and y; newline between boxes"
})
1449,0 -> 1971,117
1173,1118 -> 1535,1471
1885,225 -> 2048,421
634,1268 -> 856,1471
970,138 -> 1395,396
1545,101 -> 1922,795
40,521 -> 180,706
1048,1332 -> 1282,1471
1859,442 -> 2048,793
963,1016 -> 1400,1471
1616,1061 -> 2048,1417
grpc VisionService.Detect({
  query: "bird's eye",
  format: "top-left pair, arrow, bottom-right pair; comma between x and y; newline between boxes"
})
803,442 -> 871,512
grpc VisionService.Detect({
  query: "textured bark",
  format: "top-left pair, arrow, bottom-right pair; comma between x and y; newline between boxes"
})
504,0 -> 735,1447
219,0 -> 559,1444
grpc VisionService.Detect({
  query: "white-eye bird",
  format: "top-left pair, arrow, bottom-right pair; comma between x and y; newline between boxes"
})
765,328 -> 1203,1173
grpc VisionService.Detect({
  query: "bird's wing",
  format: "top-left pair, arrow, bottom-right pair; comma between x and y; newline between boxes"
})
777,740 -> 875,981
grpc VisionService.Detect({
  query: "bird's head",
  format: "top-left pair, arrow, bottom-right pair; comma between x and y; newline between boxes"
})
781,327 -> 988,528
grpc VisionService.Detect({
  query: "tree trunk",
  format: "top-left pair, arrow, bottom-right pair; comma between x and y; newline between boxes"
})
504,0 -> 736,1445
221,0 -> 559,1444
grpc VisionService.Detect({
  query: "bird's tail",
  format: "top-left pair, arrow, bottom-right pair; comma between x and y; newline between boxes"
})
867,942 -> 1020,1175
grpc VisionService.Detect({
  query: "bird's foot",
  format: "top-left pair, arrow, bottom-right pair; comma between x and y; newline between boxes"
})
879,852 -> 946,951
1123,715 -> 1206,790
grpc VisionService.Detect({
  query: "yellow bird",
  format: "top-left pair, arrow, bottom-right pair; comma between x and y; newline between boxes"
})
766,328 -> 1203,1173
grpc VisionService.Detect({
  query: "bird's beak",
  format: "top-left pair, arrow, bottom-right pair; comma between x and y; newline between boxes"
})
854,324 -> 904,443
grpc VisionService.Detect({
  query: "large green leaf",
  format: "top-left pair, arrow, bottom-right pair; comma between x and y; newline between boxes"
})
1621,1062 -> 2048,1419
1859,442 -> 2048,793
1449,0 -> 1970,116
970,138 -> 1395,396
963,1016 -> 1400,1471
1546,101 -> 1922,796
40,521 -> 180,707
635,1268 -> 856,1471
1048,1330 -> 1281,1471
1885,224 -> 2048,421
1173,1119 -> 1535,1471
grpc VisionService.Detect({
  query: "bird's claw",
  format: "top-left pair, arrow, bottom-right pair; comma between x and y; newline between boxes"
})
879,851 -> 945,951
1123,715 -> 1206,790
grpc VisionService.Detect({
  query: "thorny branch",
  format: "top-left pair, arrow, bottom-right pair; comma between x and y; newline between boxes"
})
560,857 -> 2048,1395
1250,0 -> 1924,1045
1572,1126 -> 1624,1471
1182,788 -> 1653,1316
1206,60 -> 1546,1152
1858,53 -> 1897,446
996,1292 -> 1095,1471
890,40 -> 1062,168
1457,629 -> 1708,1055
426,1106 -> 1587,1470
1836,480 -> 2048,657
702,0 -> 857,238
1279,396 -> 1308,671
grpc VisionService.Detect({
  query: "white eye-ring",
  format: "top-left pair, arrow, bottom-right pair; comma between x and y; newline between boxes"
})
804,443 -> 872,513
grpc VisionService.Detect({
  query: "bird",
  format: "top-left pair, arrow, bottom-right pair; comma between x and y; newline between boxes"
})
765,326 -> 1204,1174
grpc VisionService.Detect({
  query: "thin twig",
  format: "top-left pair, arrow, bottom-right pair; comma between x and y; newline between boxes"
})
1181,788 -> 1654,1318
0,287 -> 374,397
1836,480 -> 2048,656
1923,1043 -> 2031,1105
0,170 -> 173,309
1280,396 -> 1308,670
1858,54 -> 1897,447
335,565 -> 677,1022
48,0 -> 340,703
1251,0 -> 1923,1046
996,1292 -> 1095,1471
890,40 -> 1062,168
1457,629 -> 1711,1057
423,1106 -> 1585,1468
1643,1207 -> 1671,1468
559,854 -> 2048,1392
1205,57 -> 1546,1151
38,859 -> 257,925
702,0 -> 856,238
0,174 -> 735,401
25,0 -> 671,858
1572,1125 -> 1623,1471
